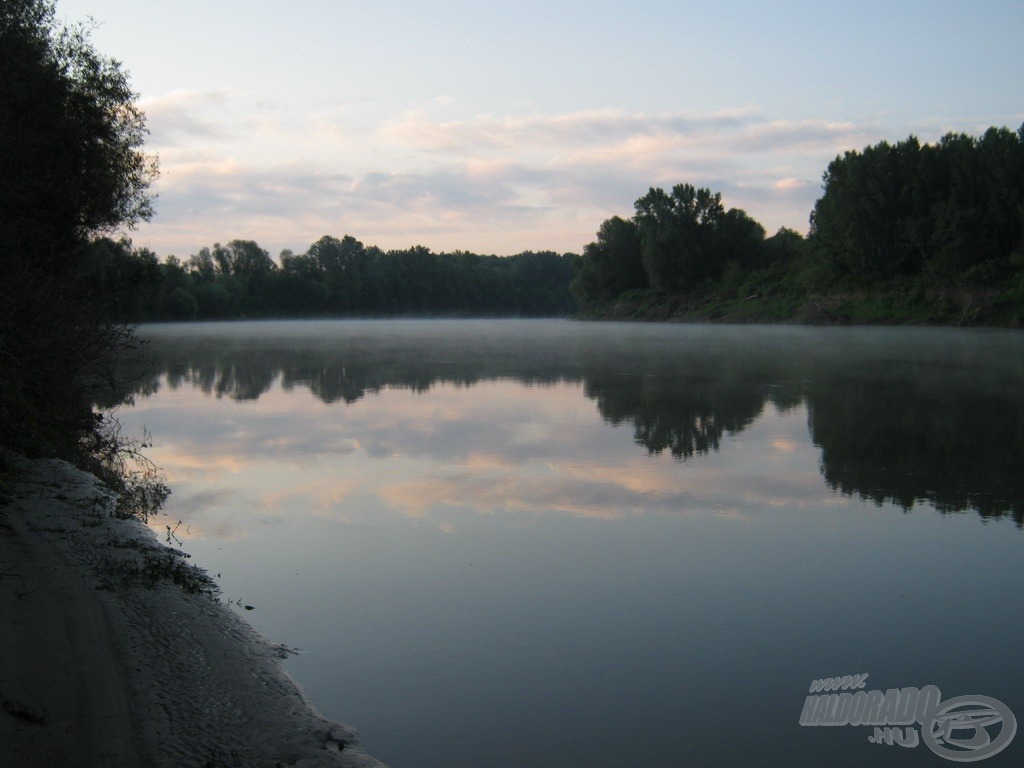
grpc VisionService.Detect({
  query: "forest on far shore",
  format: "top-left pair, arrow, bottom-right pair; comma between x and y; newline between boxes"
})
87,123 -> 1024,326
570,124 -> 1024,326
85,237 -> 579,320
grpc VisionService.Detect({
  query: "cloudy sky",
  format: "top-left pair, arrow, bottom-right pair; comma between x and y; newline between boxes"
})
58,0 -> 1023,259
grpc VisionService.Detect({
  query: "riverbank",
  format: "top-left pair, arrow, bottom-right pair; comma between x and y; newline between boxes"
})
0,454 -> 387,768
585,284 -> 1024,327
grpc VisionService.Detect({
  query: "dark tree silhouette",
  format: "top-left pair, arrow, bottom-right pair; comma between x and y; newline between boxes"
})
0,0 -> 157,455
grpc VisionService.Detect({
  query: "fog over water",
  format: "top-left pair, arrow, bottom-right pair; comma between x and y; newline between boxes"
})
115,320 -> 1024,767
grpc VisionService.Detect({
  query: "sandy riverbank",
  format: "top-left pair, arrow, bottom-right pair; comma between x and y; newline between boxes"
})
0,455 -> 388,767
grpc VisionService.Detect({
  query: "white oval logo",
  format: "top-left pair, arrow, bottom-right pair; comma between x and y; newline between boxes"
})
921,695 -> 1017,762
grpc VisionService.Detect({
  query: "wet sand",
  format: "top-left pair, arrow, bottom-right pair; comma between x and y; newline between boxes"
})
0,455 -> 387,767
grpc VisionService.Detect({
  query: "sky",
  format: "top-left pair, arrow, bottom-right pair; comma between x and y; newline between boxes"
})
57,0 -> 1024,259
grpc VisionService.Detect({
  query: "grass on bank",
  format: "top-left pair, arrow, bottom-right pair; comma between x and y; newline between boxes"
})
587,259 -> 1024,327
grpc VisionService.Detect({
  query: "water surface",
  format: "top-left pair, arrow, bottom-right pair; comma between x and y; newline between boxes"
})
117,320 -> 1024,767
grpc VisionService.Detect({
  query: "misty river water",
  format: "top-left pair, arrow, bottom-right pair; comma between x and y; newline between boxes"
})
114,319 -> 1024,767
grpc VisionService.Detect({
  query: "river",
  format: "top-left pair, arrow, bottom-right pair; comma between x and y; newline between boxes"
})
114,319 -> 1024,767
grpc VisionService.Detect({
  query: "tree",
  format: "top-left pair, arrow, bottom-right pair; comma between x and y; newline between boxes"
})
0,1 -> 154,268
761,227 -> 807,267
711,208 -> 766,271
78,237 -> 162,321
157,255 -> 197,320
308,234 -> 367,311
810,127 -> 1024,286
186,247 -> 217,281
634,184 -> 725,291
930,127 -> 1024,279
570,216 -> 646,308
569,185 -> 768,309
225,240 -> 275,281
809,138 -> 930,281
0,0 -> 157,455
510,251 -> 580,315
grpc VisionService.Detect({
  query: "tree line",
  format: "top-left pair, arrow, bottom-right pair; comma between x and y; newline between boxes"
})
85,236 -> 580,321
84,123 -> 1024,326
571,125 -> 1024,324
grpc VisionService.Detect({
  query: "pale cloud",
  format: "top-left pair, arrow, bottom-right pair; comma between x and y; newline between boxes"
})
128,95 -> 1018,258
736,472 -> 827,510
153,448 -> 246,482
380,108 -> 755,156
561,460 -> 689,498
771,178 -> 810,192
771,438 -> 799,453
140,89 -> 236,144
377,472 -> 656,522
736,118 -> 872,154
712,507 -> 756,523
373,452 -> 830,525
261,488 -> 298,511
379,109 -> 874,173
146,512 -> 251,544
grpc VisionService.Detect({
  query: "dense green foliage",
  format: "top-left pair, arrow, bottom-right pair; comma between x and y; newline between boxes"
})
83,236 -> 581,321
1,0 -> 157,457
571,184 -> 787,308
811,127 -> 1024,284
572,126 -> 1024,325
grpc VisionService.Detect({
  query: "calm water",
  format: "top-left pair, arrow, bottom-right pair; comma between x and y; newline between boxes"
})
116,320 -> 1024,767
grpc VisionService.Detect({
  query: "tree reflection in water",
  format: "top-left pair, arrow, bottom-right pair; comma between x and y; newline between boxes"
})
109,320 -> 1024,526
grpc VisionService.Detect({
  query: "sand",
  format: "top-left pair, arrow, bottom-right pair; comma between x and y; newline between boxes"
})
0,454 -> 389,768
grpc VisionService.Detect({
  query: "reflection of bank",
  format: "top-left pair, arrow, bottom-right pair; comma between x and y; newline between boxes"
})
805,359 -> 1024,526
116,322 -> 1024,527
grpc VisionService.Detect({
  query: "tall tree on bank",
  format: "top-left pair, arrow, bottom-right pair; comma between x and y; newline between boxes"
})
0,0 -> 157,455
635,184 -> 729,292
571,184 -> 767,308
809,126 -> 1024,285
570,217 -> 645,309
